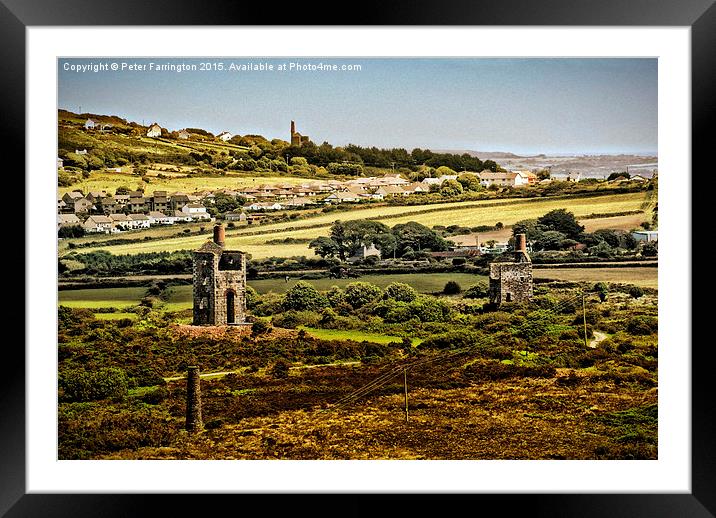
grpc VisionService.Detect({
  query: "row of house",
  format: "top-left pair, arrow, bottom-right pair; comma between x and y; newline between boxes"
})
59,190 -> 206,216
58,206 -> 212,234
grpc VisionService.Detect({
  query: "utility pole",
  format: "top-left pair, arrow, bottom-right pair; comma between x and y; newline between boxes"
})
582,292 -> 588,348
403,368 -> 409,423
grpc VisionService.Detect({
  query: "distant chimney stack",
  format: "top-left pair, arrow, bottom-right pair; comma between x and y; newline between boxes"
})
290,120 -> 296,135
213,223 -> 225,247
515,233 -> 527,253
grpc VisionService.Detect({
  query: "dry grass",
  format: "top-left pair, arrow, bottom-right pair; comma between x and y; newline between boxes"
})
533,267 -> 657,288
102,372 -> 657,460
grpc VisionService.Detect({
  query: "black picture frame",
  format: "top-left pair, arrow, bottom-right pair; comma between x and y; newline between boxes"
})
4,1 -> 710,515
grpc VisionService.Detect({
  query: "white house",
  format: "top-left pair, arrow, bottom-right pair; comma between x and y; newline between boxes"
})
82,215 -> 114,233
181,203 -> 210,219
226,211 -> 248,222
147,123 -> 162,138
84,119 -> 95,130
75,149 -> 88,155
217,131 -> 233,141
177,129 -> 190,140
244,202 -> 283,211
109,213 -> 131,230
348,242 -> 381,262
128,213 -> 151,229
148,211 -> 173,225
477,171 -> 530,188
57,157 -> 64,169
170,210 -> 193,223
375,185 -> 408,198
324,192 -> 366,204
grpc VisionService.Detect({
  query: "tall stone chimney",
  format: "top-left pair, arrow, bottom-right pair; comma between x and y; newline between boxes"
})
290,120 -> 296,136
186,366 -> 203,434
213,223 -> 225,247
514,233 -> 530,262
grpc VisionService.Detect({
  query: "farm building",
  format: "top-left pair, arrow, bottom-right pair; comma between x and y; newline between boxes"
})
147,123 -> 162,137
193,224 -> 248,326
177,129 -> 190,139
488,233 -> 533,306
84,119 -> 95,130
217,131 -> 233,141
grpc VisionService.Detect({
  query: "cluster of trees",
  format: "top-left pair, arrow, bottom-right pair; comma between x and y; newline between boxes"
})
308,219 -> 448,261
513,209 -> 656,258
63,250 -> 193,276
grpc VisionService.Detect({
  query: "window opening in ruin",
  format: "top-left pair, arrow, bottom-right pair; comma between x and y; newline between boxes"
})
226,291 -> 235,324
506,293 -> 512,302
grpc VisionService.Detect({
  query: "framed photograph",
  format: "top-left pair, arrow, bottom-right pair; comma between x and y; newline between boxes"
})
6,0 -> 710,515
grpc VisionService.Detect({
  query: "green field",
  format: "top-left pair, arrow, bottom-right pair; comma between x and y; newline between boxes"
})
298,326 -> 422,346
67,192 -> 648,259
57,273 -> 488,310
57,287 -> 147,308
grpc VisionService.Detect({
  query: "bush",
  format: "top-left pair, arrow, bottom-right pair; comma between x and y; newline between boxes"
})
271,310 -> 320,329
464,282 -> 489,299
626,316 -> 658,335
251,320 -> 271,336
628,286 -> 644,299
384,282 -> 417,303
344,282 -> 383,309
59,367 -> 129,402
443,281 -> 462,295
283,281 -> 328,311
270,359 -> 291,379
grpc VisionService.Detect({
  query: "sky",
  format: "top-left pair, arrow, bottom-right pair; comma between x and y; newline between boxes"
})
58,58 -> 657,156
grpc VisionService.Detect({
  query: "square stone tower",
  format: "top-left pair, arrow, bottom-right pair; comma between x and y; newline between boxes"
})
192,223 -> 247,325
489,233 -> 533,305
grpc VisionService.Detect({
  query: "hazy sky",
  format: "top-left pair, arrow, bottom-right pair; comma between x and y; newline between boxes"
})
58,58 -> 657,155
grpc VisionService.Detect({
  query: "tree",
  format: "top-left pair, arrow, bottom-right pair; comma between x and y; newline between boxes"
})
58,225 -> 85,238
392,221 -> 448,255
440,179 -> 464,196
534,230 -> 568,251
464,282 -> 489,299
344,282 -> 383,309
457,173 -> 481,191
537,209 -> 584,239
443,281 -> 462,295
308,236 -> 340,259
384,282 -> 417,303
594,282 -> 609,302
283,281 -> 328,311
435,165 -> 456,177
641,241 -> 658,257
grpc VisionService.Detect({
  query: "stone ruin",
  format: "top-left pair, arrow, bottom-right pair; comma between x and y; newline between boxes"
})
488,233 -> 533,306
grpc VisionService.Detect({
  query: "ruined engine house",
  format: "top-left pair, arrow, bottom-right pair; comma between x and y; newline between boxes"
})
488,233 -> 533,306
192,223 -> 247,325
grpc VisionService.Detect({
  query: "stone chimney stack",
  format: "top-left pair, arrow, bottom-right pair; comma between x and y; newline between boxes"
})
186,366 -> 203,434
513,233 -> 531,263
290,120 -> 296,136
213,223 -> 225,247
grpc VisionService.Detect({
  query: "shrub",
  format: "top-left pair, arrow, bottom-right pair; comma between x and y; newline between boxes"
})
344,282 -> 383,309
628,286 -> 644,299
464,282 -> 489,299
443,281 -> 462,295
283,281 -> 328,311
59,367 -> 129,402
384,282 -> 417,303
626,316 -> 658,335
271,310 -> 320,329
251,320 -> 271,336
270,359 -> 291,379
409,296 -> 452,322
